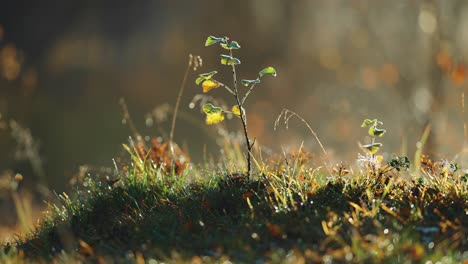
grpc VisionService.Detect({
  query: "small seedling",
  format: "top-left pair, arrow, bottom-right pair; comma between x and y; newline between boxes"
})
361,118 -> 386,155
195,35 -> 277,176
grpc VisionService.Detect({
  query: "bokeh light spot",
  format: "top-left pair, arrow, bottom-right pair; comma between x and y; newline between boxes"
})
419,9 -> 437,34
0,44 -> 21,80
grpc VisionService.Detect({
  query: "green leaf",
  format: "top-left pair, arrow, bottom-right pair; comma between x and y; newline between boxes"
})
362,143 -> 382,155
259,67 -> 277,77
195,71 -> 218,85
241,78 -> 261,87
220,55 -> 241,65
361,119 -> 374,127
205,36 -> 227,46
220,41 -> 241,50
202,103 -> 225,125
368,126 -> 386,137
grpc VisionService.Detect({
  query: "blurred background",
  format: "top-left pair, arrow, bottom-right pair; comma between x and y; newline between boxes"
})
1,0 -> 468,241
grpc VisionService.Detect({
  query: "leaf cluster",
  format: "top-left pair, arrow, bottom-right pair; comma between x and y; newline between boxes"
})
195,35 -> 276,125
361,118 -> 386,154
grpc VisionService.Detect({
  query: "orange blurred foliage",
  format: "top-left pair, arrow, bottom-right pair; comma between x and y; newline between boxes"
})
435,50 -> 466,86
436,50 -> 453,72
450,65 -> 466,86
267,223 -> 282,238
379,63 -> 399,85
361,67 -> 378,90
135,138 -> 189,175
0,44 -> 21,80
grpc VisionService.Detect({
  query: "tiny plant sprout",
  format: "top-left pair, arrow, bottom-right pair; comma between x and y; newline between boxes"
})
361,119 -> 386,155
195,35 -> 277,176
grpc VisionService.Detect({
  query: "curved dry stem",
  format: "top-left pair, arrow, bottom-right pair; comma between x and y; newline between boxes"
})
120,98 -> 142,144
275,109 -> 332,176
170,54 -> 195,158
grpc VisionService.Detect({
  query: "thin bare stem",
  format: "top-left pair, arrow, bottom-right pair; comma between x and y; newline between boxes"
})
120,98 -> 142,143
250,137 -> 256,149
170,54 -> 193,158
230,48 -> 252,177
275,109 -> 332,176
462,87 -> 467,145
371,134 -> 376,175
216,81 -> 236,96
241,83 -> 257,105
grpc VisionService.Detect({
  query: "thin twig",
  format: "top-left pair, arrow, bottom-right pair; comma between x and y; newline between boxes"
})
275,109 -> 332,176
120,98 -> 142,143
250,137 -> 256,149
230,48 -> 252,177
462,87 -> 467,144
241,83 -> 257,105
170,54 -> 193,158
216,81 -> 236,96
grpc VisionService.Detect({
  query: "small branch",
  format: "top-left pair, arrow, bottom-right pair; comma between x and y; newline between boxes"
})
169,54 -> 193,158
241,83 -> 257,105
217,81 -> 236,96
120,98 -> 142,143
221,110 -> 235,115
250,137 -> 256,149
230,48 -> 252,177
275,109 -> 332,177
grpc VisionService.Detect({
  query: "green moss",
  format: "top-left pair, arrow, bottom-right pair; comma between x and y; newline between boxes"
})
0,162 -> 462,263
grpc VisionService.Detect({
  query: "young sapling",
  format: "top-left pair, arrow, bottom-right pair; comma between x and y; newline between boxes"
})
195,35 -> 277,176
361,118 -> 386,156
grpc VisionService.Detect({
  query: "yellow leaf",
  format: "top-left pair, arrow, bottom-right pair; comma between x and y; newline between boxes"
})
203,103 -> 225,125
206,112 -> 224,125
231,105 -> 241,117
202,79 -> 220,93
